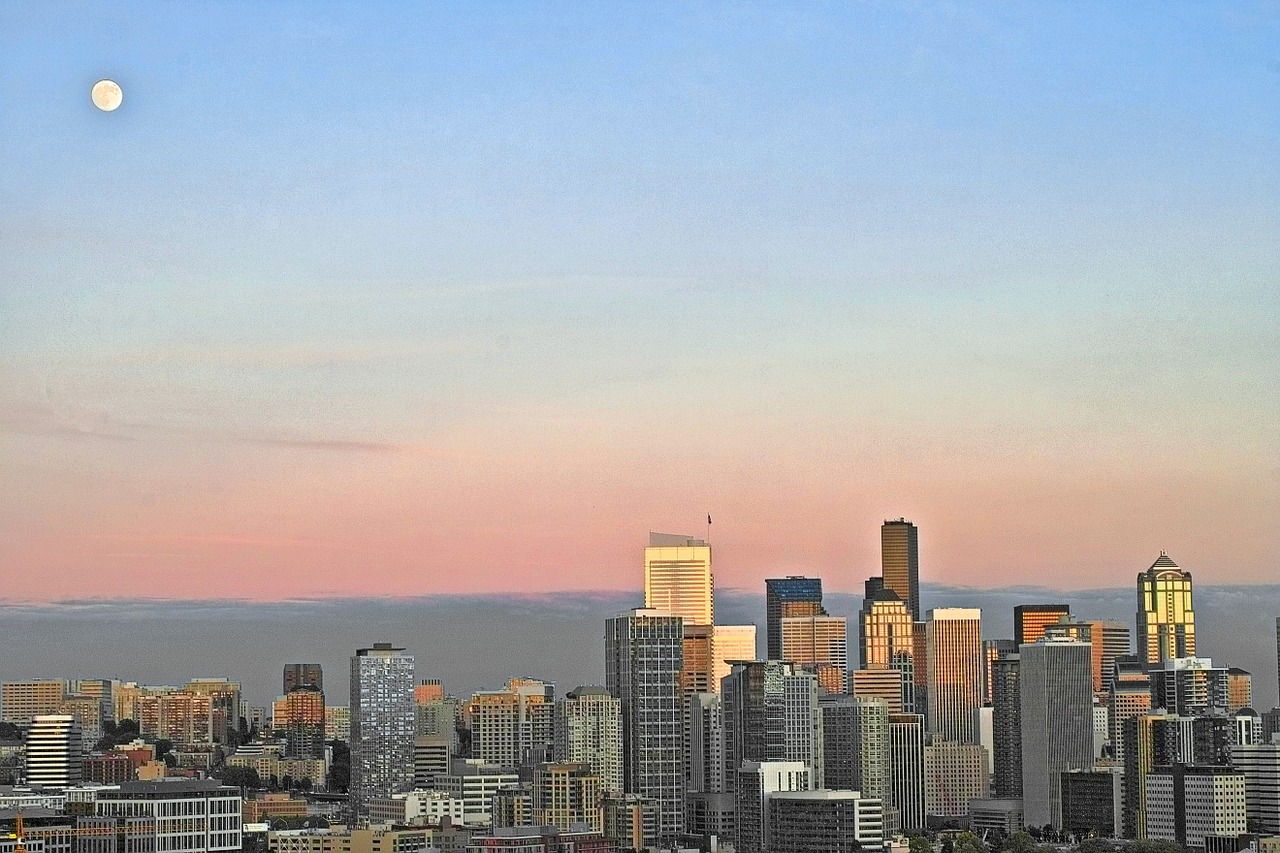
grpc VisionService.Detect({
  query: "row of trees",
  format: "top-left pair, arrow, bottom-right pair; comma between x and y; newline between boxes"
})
909,832 -> 1186,853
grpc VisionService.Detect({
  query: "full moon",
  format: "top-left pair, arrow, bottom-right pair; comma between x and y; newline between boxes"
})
91,79 -> 123,112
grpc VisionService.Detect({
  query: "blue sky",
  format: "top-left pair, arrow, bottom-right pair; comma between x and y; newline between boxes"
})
1,2 -> 1277,599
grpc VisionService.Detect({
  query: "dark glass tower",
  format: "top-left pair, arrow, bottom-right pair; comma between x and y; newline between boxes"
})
765,577 -> 825,660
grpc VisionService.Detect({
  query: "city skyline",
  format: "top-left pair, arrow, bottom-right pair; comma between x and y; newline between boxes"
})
2,3 -> 1278,602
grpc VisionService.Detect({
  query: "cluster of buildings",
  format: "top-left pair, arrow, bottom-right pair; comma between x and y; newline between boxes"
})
2,520 -> 1278,853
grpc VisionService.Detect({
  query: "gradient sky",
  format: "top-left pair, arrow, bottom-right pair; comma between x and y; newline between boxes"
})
2,2 -> 1278,601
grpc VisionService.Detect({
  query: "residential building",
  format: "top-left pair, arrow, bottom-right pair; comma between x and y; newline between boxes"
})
604,609 -> 684,842
465,824 -> 611,852
466,678 -> 554,770
552,687 -> 622,795
1137,553 -> 1196,667
1229,741 -> 1280,835
687,692 -> 725,796
366,788 -> 464,826
324,706 -> 349,743
1144,765 -> 1246,851
1110,657 -> 1152,766
349,644 -> 415,818
1,682 -> 66,724
991,652 -> 1021,798
1152,658 -> 1231,716
923,741 -> 989,821
439,759 -> 520,826
272,687 -> 325,758
601,794 -> 658,852
1227,669 -> 1253,714
982,639 -> 1017,704
532,762 -> 602,831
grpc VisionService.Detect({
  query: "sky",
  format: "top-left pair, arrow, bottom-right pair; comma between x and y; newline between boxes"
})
1,2 -> 1278,601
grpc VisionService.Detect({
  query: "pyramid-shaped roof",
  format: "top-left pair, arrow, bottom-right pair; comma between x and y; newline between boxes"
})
1150,553 -> 1179,569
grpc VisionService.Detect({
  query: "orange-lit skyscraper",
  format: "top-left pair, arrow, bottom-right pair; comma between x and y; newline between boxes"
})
882,519 -> 920,622
1136,553 -> 1195,667
926,608 -> 983,744
1014,604 -> 1071,646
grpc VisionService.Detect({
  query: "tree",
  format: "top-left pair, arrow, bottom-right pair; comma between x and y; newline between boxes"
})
908,837 -> 933,853
215,766 -> 261,789
954,832 -> 987,853
0,722 -> 21,741
1003,830 -> 1041,853
326,739 -> 350,793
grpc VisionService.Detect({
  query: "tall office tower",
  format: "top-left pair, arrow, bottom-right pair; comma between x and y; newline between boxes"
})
991,653 -> 1022,798
913,621 -> 930,721
1020,638 -> 1095,829
554,687 -> 622,795
923,741 -> 990,822
734,761 -> 810,853
722,661 -> 825,791
860,588 -> 915,669
1086,621 -> 1132,697
768,791 -> 885,852
851,668 -> 905,714
1014,604 -> 1072,646
765,577 -> 825,660
272,685 -> 325,757
882,519 -> 920,621
1150,657 -> 1230,715
283,664 -> 323,695
1229,740 -> 1280,835
644,533 -> 713,625
349,643 -> 416,818
780,615 -> 849,693
1226,668 -> 1252,713
1276,617 -> 1279,703
819,694 -> 859,791
712,624 -> 757,691
468,678 -> 554,769
605,609 -> 684,843
687,693 -> 725,795
1,681 -> 66,723
1137,553 -> 1196,667
532,762 -> 603,831
24,715 -> 82,787
1109,657 -> 1151,766
889,712 -> 927,833
926,608 -> 983,743
983,639 -> 1017,703
1143,766 -> 1247,850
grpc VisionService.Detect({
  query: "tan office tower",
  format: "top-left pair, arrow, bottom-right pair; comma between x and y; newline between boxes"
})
852,669 -> 905,714
926,608 -> 983,744
781,615 -> 849,692
1014,604 -> 1071,646
1136,553 -> 1195,667
681,624 -> 716,696
881,519 -> 920,622
644,532 -> 713,625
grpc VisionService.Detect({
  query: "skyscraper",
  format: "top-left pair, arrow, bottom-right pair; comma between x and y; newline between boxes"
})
990,653 -> 1021,798
712,624 -> 758,692
350,643 -> 416,818
467,678 -> 554,769
644,533 -> 713,625
1020,637 -> 1095,829
882,519 -> 920,622
722,661 -> 825,790
1136,553 -> 1195,667
605,608 -> 684,843
765,577 -> 824,660
859,587 -> 915,672
926,608 -> 983,743
1014,604 -> 1071,646
283,664 -> 323,695
780,615 -> 848,693
889,712 -> 926,833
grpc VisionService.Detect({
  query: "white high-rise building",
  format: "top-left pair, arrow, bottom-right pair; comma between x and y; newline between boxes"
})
734,760 -> 810,853
644,533 -> 713,625
24,714 -> 82,787
553,686 -> 622,795
1020,637 -> 1095,829
350,643 -> 416,818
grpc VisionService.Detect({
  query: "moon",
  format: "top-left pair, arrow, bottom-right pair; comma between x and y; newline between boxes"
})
91,79 -> 123,112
